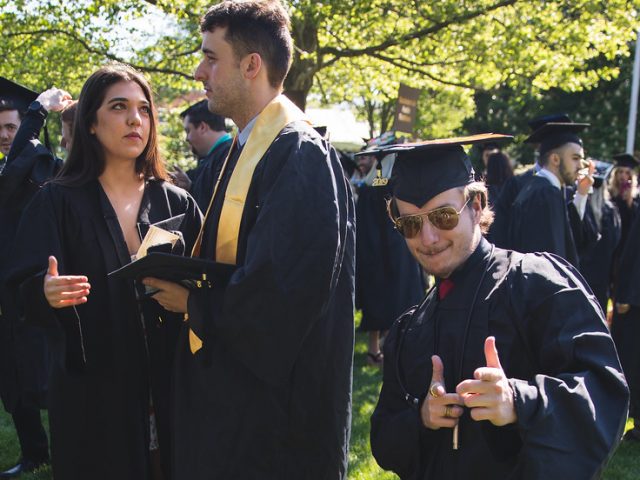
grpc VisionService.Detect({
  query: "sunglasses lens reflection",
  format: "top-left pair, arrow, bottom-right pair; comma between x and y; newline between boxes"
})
429,208 -> 459,230
395,207 -> 460,238
396,215 -> 422,238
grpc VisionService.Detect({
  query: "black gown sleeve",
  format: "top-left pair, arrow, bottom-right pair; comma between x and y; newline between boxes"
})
616,212 -> 640,305
3,185 -> 87,370
5,106 -> 47,164
370,313 -> 424,479
506,253 -> 628,479
567,198 -> 597,257
511,186 -> 566,257
491,175 -> 520,248
0,107 -> 62,212
5,186 -> 62,325
187,135 -> 351,386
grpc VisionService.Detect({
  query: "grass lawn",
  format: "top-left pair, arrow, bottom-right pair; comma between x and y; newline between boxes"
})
1,324 -> 638,479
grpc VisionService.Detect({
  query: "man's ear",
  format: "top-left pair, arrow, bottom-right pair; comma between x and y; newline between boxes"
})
548,152 -> 561,167
196,121 -> 208,134
470,194 -> 483,224
242,53 -> 263,80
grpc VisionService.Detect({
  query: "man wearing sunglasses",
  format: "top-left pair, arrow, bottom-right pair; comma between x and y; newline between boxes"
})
368,134 -> 627,480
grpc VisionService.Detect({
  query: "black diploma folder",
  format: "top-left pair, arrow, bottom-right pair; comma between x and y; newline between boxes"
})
109,252 -> 236,290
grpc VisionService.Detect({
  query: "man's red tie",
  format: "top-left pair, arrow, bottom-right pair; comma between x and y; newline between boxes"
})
438,278 -> 454,300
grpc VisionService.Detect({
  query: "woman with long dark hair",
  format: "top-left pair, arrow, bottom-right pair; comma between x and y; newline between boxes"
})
5,63 -> 201,480
485,151 -> 514,208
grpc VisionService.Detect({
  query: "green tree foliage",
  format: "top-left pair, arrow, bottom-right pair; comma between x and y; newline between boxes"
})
465,49 -> 640,166
1,0 -> 638,150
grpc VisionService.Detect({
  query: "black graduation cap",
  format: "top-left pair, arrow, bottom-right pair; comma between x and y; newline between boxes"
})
524,122 -> 589,156
592,160 -> 614,179
612,153 -> 640,169
0,77 -> 39,113
591,159 -> 614,189
357,133 -> 512,207
527,113 -> 572,132
109,252 -> 236,289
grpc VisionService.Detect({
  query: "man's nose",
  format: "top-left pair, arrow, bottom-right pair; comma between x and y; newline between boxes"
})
419,217 -> 439,245
194,61 -> 206,81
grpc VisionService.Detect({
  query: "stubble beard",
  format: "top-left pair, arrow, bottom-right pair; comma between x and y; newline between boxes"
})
559,160 -> 576,185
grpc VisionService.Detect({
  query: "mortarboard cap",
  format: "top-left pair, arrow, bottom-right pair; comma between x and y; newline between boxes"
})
591,159 -> 614,189
109,252 -> 236,289
357,133 -> 512,207
0,77 -> 39,113
524,122 -> 589,156
527,113 -> 572,132
612,153 -> 640,169
592,160 -> 614,180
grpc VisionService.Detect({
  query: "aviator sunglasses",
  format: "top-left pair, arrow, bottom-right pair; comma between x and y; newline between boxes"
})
389,199 -> 470,238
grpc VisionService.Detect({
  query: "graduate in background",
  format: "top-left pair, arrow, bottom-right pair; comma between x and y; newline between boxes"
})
0,78 -> 59,478
169,100 -> 232,211
491,113 -> 571,248
609,153 -> 640,298
142,2 -> 355,479
368,134 -> 627,479
612,209 -> 640,441
484,151 -> 513,209
5,63 -> 202,480
578,160 -> 620,314
507,121 -> 594,267
353,137 -> 424,367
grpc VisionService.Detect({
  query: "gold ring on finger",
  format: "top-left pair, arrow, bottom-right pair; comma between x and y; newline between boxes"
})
444,405 -> 453,418
429,383 -> 440,398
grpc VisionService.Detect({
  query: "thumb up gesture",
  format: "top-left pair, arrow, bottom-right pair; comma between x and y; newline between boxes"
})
43,256 -> 91,309
420,355 -> 464,430
456,336 -> 517,426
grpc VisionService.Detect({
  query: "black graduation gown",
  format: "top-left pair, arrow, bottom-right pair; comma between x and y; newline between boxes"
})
490,167 -> 535,248
4,179 -> 202,480
172,121 -> 355,480
355,184 -> 424,332
579,200 -> 621,312
188,138 -> 232,211
0,113 -> 62,413
611,195 -> 640,298
371,238 -> 628,480
507,175 -> 580,267
611,211 -> 640,419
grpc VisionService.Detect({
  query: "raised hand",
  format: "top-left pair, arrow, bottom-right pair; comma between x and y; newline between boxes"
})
456,336 -> 517,426
170,166 -> 192,190
576,159 -> 595,196
420,355 -> 464,430
36,88 -> 73,113
43,256 -> 91,308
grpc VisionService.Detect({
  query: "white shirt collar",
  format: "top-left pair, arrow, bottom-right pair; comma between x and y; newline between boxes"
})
537,167 -> 562,190
238,115 -> 259,147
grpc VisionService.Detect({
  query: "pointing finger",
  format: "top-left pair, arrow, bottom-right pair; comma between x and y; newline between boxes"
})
430,355 -> 446,397
484,336 -> 502,370
47,256 -> 59,277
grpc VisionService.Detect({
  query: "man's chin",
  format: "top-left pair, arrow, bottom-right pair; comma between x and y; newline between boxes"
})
418,260 -> 452,279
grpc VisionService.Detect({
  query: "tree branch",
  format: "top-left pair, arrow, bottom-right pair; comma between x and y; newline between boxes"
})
369,52 -> 478,90
7,28 -> 193,79
319,0 -> 518,61
142,0 -> 200,21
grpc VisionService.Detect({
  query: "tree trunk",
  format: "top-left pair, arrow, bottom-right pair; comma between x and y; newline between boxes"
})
283,15 -> 320,111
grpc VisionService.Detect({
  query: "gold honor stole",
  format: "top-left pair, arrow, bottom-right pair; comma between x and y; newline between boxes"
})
188,94 -> 310,353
